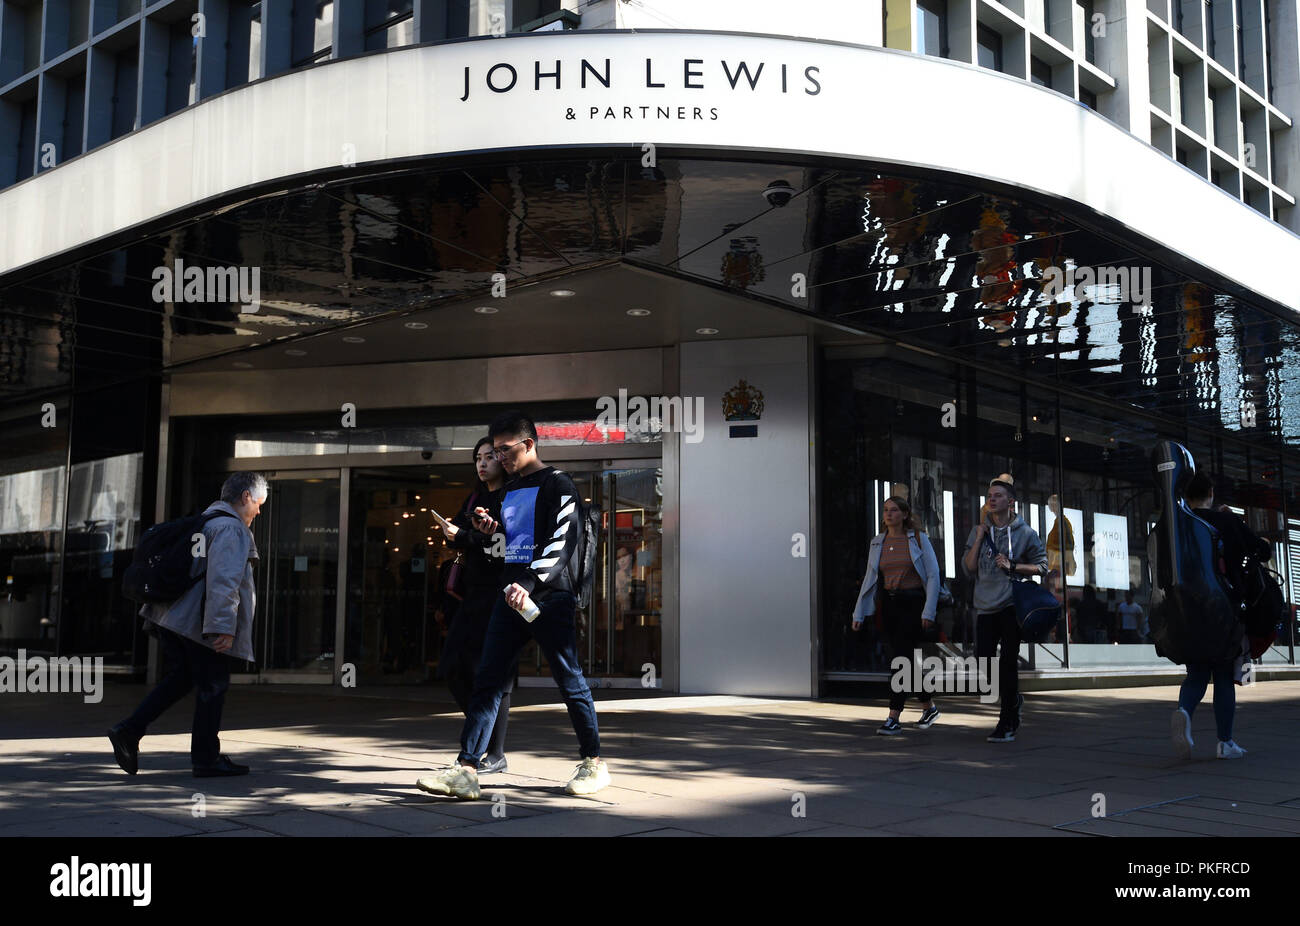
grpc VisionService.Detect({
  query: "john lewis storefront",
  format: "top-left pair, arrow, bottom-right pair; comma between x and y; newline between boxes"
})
2,30 -> 1300,696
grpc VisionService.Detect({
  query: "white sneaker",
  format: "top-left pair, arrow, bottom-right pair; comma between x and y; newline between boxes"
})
565,757 -> 610,796
1170,707 -> 1193,759
1216,740 -> 1247,759
416,764 -> 480,800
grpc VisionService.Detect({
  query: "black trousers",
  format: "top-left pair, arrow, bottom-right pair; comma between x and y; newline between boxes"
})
975,605 -> 1020,722
881,588 -> 932,712
119,626 -> 231,766
442,585 -> 514,762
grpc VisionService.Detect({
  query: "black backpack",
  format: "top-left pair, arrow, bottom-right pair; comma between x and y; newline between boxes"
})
1240,557 -> 1285,640
548,471 -> 600,611
122,510 -> 238,604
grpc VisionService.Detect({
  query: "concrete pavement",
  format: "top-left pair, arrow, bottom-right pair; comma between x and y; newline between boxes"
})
2,679 -> 1299,837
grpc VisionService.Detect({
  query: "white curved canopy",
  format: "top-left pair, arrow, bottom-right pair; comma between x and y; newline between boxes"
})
1,30 -> 1295,312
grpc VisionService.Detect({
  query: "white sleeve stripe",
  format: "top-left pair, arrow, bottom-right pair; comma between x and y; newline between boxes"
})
557,502 -> 576,522
550,522 -> 570,539
561,495 -> 572,505
541,539 -> 566,556
532,556 -> 559,568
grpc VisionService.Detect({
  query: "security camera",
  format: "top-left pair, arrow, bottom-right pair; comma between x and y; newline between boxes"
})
763,180 -> 796,208
420,450 -> 433,461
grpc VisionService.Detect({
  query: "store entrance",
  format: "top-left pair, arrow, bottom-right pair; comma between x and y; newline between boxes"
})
249,472 -> 341,679
344,465 -> 471,686
342,460 -> 665,686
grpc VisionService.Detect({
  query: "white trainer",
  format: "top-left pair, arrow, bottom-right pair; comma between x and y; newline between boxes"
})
1170,707 -> 1193,759
565,757 -> 611,796
416,764 -> 481,800
1216,740 -> 1247,759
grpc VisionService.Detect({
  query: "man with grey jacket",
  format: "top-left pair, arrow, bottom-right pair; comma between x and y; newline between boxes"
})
108,473 -> 266,777
961,473 -> 1048,743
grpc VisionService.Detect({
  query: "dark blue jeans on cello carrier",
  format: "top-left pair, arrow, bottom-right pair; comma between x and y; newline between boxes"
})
456,591 -> 600,766
1179,662 -> 1235,742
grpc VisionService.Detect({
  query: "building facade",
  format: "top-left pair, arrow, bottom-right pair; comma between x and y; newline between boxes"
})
2,0 -> 1299,696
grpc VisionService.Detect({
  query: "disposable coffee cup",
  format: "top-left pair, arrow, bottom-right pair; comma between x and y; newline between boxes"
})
505,585 -> 541,623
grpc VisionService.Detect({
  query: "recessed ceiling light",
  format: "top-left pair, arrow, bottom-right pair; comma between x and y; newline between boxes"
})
404,321 -> 429,330
342,336 -> 365,343
232,361 -> 254,368
285,348 -> 307,356
626,308 -> 651,317
474,306 -> 499,314
695,327 -> 719,335
550,289 -> 576,298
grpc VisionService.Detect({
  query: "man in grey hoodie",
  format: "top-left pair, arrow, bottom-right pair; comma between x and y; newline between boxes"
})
108,472 -> 266,777
961,474 -> 1048,743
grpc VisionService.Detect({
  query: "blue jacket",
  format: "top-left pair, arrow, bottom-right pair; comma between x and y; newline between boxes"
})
853,530 -> 941,622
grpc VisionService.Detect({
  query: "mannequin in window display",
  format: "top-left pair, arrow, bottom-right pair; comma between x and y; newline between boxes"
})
1045,494 -> 1076,593
614,545 -> 634,614
590,546 -> 636,675
913,461 -> 941,540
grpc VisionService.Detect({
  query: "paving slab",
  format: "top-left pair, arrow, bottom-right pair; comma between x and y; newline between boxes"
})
1057,817 -> 1212,837
229,809 -> 409,837
4,678 -> 1299,836
882,813 -> 1086,837
941,789 -> 1178,826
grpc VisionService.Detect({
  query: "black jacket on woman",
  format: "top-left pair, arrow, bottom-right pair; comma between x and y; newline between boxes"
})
447,486 -> 504,592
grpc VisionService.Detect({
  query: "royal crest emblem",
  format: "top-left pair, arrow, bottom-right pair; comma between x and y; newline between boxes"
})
722,380 -> 764,421
720,236 -> 765,290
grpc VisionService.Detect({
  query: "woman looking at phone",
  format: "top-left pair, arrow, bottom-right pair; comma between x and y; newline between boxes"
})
852,496 -> 942,735
429,437 -> 512,773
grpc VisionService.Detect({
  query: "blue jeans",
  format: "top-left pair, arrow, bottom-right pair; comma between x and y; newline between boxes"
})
1178,663 -> 1235,742
456,591 -> 600,766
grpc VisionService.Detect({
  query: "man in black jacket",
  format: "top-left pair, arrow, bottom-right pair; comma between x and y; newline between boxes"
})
417,411 -> 609,800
